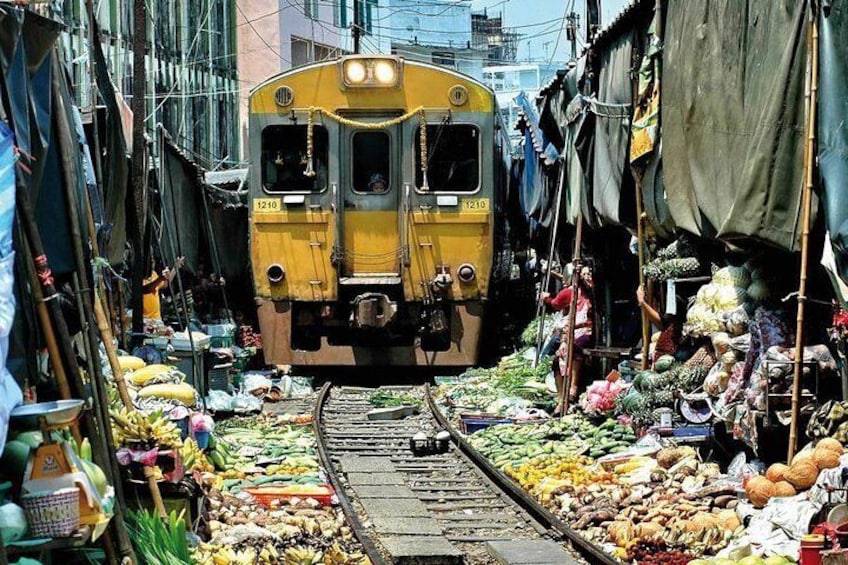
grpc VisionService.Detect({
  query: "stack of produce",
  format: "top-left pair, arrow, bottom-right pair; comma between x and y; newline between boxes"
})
193,412 -> 370,564
109,406 -> 183,449
614,354 -> 710,428
123,362 -> 200,409
643,237 -> 707,283
744,439 -> 844,508
685,266 -> 752,337
468,415 -> 636,469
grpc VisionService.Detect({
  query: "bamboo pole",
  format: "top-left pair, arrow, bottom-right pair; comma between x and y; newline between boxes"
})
788,12 -> 819,463
560,212 -> 584,417
535,163 -> 567,366
52,68 -> 141,560
636,184 -> 650,370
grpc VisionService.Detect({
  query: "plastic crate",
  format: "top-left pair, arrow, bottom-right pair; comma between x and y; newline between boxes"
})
243,484 -> 334,507
459,416 -> 513,435
208,364 -> 233,392
210,335 -> 234,348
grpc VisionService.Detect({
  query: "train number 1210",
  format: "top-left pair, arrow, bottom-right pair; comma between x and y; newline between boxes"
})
461,198 -> 490,212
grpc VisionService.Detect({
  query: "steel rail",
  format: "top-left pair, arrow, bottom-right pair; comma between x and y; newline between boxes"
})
313,383 -> 389,565
425,384 -> 619,565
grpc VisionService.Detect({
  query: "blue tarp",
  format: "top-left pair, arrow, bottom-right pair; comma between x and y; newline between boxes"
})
0,121 -> 22,453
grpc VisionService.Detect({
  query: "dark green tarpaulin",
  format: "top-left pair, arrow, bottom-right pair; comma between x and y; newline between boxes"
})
663,0 -> 810,251
819,0 -> 848,282
591,29 -> 636,227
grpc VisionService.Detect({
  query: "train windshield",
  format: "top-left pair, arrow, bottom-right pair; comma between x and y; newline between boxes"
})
415,124 -> 479,192
261,125 -> 328,192
352,131 -> 391,193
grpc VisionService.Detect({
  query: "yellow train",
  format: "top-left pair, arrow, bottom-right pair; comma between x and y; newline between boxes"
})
248,55 -> 512,367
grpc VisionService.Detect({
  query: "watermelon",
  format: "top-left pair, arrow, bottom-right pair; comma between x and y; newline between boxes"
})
654,355 -> 675,372
0,441 -> 30,482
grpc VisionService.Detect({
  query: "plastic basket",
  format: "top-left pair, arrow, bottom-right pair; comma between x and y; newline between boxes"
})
210,335 -> 234,349
21,487 -> 80,537
459,416 -> 513,435
208,364 -> 232,392
243,484 -> 334,508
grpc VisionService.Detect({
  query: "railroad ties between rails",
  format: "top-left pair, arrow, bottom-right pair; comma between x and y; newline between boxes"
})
314,383 -> 619,565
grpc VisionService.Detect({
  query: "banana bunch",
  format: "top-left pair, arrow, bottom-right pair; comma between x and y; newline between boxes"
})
194,544 -> 259,565
283,545 -> 322,565
324,544 -> 371,565
110,406 -> 183,448
180,438 -> 213,473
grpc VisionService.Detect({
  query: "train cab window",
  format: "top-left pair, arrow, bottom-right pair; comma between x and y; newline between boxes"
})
261,125 -> 328,192
415,124 -> 479,192
352,131 -> 391,193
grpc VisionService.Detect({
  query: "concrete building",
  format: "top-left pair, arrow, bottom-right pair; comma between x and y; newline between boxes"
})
483,63 -> 558,141
60,0 -> 241,170
235,0 -> 391,160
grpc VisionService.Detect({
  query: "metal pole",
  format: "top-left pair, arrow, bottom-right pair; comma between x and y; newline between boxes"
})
130,0 -> 148,348
534,162 -> 566,367
353,0 -> 361,54
788,9 -> 819,463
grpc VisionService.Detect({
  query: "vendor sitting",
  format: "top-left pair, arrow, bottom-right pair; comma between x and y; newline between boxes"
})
636,284 -> 684,366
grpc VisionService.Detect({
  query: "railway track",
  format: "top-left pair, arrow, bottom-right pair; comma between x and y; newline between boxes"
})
314,383 -> 617,565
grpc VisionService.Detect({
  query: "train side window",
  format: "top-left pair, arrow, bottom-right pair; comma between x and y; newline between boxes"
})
415,124 -> 479,192
261,125 -> 328,192
352,131 -> 391,193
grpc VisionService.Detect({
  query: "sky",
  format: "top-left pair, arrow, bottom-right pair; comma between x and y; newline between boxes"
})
469,0 -> 631,64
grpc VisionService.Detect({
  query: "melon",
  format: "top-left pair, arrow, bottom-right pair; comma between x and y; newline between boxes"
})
814,446 -> 841,470
744,476 -> 774,508
0,441 -> 30,482
12,431 -> 43,449
771,481 -> 797,498
785,460 -> 819,490
792,450 -> 815,466
763,557 -> 792,565
737,557 -> 765,565
817,437 -> 845,456
765,463 -> 789,483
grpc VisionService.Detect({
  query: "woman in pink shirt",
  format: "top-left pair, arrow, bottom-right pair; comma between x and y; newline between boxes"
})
542,265 -> 594,414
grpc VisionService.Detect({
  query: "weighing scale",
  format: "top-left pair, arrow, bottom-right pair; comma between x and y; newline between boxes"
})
677,392 -> 714,425
10,400 -> 112,539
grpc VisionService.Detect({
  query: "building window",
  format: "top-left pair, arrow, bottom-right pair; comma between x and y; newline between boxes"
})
333,0 -> 348,28
292,37 -> 311,67
304,0 -> 318,19
431,51 -> 455,67
415,125 -> 480,192
357,0 -> 376,35
262,125 -> 329,192
352,131 -> 390,193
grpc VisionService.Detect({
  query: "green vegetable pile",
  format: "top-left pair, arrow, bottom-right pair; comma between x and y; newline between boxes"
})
469,415 -> 637,468
126,508 -> 191,565
368,390 -> 421,408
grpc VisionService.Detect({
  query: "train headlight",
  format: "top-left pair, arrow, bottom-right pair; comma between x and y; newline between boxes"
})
340,57 -> 401,88
457,263 -> 477,283
373,60 -> 396,84
267,264 -> 285,284
344,60 -> 367,84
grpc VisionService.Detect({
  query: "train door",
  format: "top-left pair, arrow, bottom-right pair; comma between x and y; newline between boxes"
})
339,121 -> 401,279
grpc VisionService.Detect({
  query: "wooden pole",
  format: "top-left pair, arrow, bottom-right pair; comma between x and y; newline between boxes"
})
788,11 -> 819,463
636,183 -> 650,370
560,212 -> 584,417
